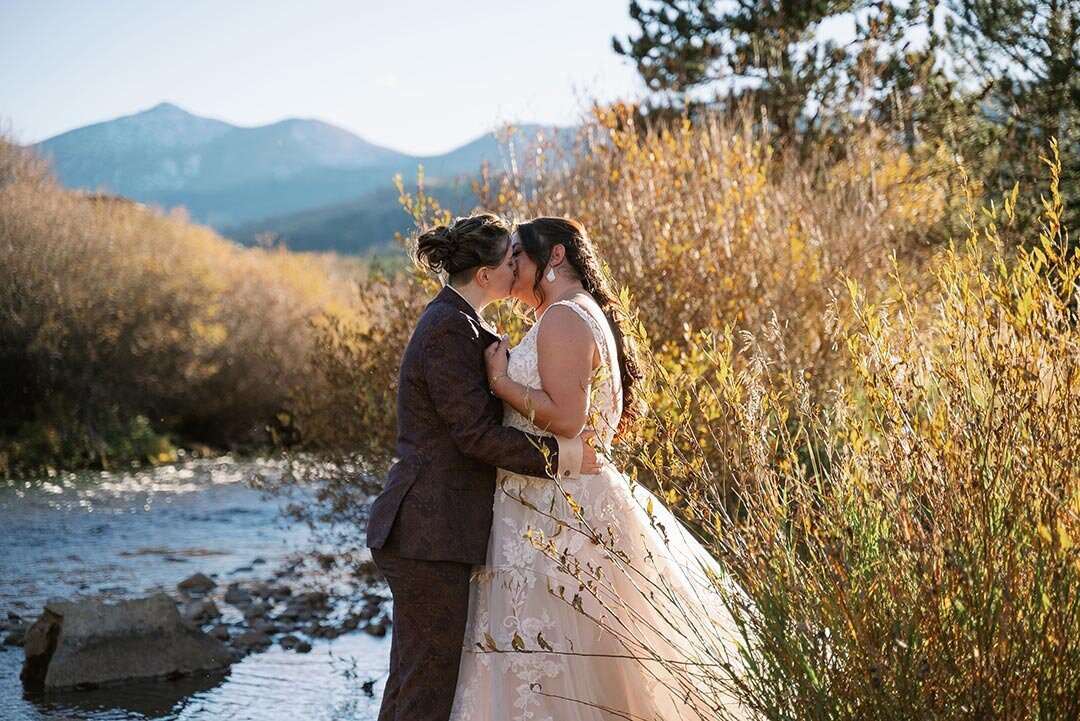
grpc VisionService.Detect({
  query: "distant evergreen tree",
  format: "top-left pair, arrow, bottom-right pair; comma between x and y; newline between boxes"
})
613,0 -> 859,142
944,0 -> 1080,224
847,3 -> 956,147
615,0 -> 1079,234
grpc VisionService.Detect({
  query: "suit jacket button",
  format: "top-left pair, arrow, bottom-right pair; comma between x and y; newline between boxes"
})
563,470 -> 571,477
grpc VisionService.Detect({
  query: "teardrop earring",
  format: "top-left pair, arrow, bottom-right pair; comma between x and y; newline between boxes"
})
545,267 -> 556,283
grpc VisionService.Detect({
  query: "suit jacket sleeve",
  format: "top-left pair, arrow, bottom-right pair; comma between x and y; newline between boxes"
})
422,315 -> 562,478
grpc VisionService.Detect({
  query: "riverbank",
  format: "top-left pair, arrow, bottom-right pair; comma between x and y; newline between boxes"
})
0,456 -> 391,720
0,409 -> 273,483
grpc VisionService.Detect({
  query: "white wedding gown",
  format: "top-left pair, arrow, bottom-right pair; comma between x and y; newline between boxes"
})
450,299 -> 750,721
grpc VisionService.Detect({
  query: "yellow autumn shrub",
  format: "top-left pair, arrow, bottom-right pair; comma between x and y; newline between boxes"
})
0,137 -> 364,473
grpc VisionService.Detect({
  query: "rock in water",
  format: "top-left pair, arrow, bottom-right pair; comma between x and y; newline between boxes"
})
178,573 -> 216,594
223,583 -> 252,608
182,598 -> 221,625
20,593 -> 231,691
233,629 -> 271,653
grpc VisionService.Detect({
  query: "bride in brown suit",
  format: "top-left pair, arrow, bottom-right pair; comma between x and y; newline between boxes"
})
366,213 -> 602,721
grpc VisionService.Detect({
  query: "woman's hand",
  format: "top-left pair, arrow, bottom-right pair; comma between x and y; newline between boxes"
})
484,335 -> 510,390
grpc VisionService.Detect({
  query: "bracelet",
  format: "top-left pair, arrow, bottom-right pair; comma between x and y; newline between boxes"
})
488,373 -> 509,391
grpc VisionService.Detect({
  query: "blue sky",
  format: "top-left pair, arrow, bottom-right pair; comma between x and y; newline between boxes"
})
0,0 -> 646,154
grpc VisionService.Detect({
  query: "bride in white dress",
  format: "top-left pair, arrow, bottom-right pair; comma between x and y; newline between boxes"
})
449,218 -> 749,721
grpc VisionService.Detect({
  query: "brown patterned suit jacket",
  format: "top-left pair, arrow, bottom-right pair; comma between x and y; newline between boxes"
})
366,286 -> 563,565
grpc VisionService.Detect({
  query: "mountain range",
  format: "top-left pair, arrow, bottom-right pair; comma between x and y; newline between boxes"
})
32,103 -> 576,254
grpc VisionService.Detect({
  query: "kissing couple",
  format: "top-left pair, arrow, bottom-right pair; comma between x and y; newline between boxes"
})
367,214 -> 747,720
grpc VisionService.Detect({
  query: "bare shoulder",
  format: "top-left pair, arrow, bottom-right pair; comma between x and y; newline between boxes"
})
537,304 -> 592,341
536,303 -> 597,368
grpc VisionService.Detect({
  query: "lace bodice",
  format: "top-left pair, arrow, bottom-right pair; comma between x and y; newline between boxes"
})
503,299 -> 622,448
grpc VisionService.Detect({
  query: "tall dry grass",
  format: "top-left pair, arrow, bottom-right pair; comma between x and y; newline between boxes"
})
591,143 -> 1079,719
0,138 -> 361,475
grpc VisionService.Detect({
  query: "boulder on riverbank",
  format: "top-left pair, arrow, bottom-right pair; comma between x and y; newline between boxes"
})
20,593 -> 231,692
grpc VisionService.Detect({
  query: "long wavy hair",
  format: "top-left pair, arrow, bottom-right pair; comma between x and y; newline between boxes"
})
514,217 -> 645,435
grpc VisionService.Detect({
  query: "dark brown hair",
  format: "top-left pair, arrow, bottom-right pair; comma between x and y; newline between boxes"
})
514,217 -> 645,435
415,213 -> 511,285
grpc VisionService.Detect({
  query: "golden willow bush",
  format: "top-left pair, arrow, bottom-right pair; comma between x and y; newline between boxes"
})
577,146 -> 1076,719
0,138 -> 360,475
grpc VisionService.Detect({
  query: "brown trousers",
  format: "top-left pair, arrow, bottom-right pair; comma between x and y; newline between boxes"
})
371,537 -> 473,721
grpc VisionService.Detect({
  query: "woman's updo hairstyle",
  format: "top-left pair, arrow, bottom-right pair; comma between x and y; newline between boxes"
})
415,213 -> 511,284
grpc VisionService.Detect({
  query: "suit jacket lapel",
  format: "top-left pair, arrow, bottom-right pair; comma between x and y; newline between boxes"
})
435,286 -> 500,342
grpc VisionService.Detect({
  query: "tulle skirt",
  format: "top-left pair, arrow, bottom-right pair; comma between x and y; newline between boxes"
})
450,463 -> 750,721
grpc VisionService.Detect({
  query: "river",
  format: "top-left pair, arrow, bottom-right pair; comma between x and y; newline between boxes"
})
0,456 -> 390,720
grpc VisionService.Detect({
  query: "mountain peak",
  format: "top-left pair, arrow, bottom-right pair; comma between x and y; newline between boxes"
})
36,101 -> 234,156
142,101 -> 189,116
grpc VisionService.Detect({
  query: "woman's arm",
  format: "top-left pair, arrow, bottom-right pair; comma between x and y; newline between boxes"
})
485,306 -> 597,438
423,315 -> 591,477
